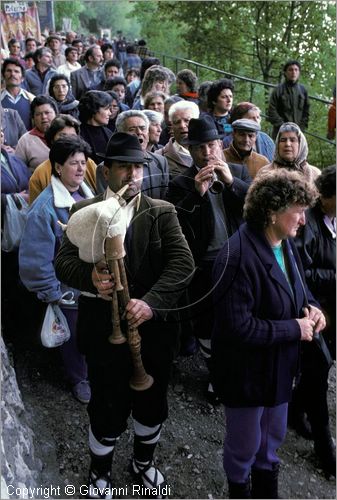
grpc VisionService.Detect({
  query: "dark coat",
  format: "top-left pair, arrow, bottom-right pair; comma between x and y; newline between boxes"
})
295,205 -> 336,351
166,163 -> 251,264
1,108 -> 27,147
143,151 -> 169,199
79,123 -> 112,166
211,223 -> 319,407
70,66 -> 104,100
55,194 -> 195,356
267,81 -> 310,139
1,148 -> 30,222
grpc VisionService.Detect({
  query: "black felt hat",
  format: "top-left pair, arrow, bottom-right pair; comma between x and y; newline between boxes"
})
98,132 -> 145,163
182,115 -> 223,145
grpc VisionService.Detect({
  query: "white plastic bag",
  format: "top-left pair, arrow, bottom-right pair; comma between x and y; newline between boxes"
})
40,304 -> 71,348
1,193 -> 29,252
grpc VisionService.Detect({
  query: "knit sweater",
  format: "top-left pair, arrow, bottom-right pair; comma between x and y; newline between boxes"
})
15,132 -> 49,173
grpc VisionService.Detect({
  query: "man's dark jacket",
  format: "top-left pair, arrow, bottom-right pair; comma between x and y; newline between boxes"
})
55,194 -> 194,355
268,81 -> 310,138
166,163 -> 251,264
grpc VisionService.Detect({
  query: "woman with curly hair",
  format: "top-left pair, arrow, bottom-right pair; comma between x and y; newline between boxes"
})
211,169 -> 325,499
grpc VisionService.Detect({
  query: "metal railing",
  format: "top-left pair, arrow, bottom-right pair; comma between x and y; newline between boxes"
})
155,52 -> 336,147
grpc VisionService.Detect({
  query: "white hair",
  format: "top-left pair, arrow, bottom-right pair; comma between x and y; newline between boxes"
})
115,110 -> 150,132
143,110 -> 164,125
169,100 -> 200,121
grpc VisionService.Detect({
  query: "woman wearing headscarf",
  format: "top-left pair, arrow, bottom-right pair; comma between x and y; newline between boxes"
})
258,122 -> 321,183
211,169 -> 324,499
48,73 -> 79,119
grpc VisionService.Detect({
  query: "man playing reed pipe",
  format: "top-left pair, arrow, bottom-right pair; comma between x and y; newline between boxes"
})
55,132 -> 194,499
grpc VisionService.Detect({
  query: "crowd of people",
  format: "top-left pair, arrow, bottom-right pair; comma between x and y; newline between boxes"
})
1,28 -> 336,500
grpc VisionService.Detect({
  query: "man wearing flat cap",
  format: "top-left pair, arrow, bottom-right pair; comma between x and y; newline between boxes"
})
55,132 -> 194,498
46,35 -> 66,69
166,115 -> 251,403
224,118 -> 269,179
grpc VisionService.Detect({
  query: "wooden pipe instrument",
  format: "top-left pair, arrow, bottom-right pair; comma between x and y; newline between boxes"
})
104,199 -> 154,391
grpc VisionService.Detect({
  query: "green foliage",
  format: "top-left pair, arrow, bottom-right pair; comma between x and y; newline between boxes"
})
54,0 -> 85,31
130,1 -> 187,56
130,0 -> 336,167
79,1 -> 141,39
53,1 -> 335,167
54,1 -> 141,38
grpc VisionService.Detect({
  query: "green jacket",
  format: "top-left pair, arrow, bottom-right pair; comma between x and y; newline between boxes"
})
267,81 -> 310,139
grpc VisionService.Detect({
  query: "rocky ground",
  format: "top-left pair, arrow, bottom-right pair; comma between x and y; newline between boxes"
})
6,340 -> 336,500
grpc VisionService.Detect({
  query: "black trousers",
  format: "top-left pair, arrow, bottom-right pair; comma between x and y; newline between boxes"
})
77,296 -> 176,441
293,340 -> 332,431
188,260 -> 215,340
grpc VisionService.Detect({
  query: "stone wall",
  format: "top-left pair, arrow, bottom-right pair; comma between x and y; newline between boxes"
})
1,338 -> 42,499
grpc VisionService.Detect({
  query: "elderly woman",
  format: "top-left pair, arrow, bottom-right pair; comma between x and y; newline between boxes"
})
293,165 -> 336,477
48,73 -> 79,118
222,102 -> 275,161
143,109 -> 163,152
144,90 -> 167,115
15,95 -> 58,172
259,122 -> 321,183
211,169 -> 325,499
19,136 -> 94,404
159,95 -> 184,146
29,114 -> 97,204
79,90 -> 113,165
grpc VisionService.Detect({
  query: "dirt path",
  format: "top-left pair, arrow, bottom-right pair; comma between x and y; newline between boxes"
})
10,342 -> 336,499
